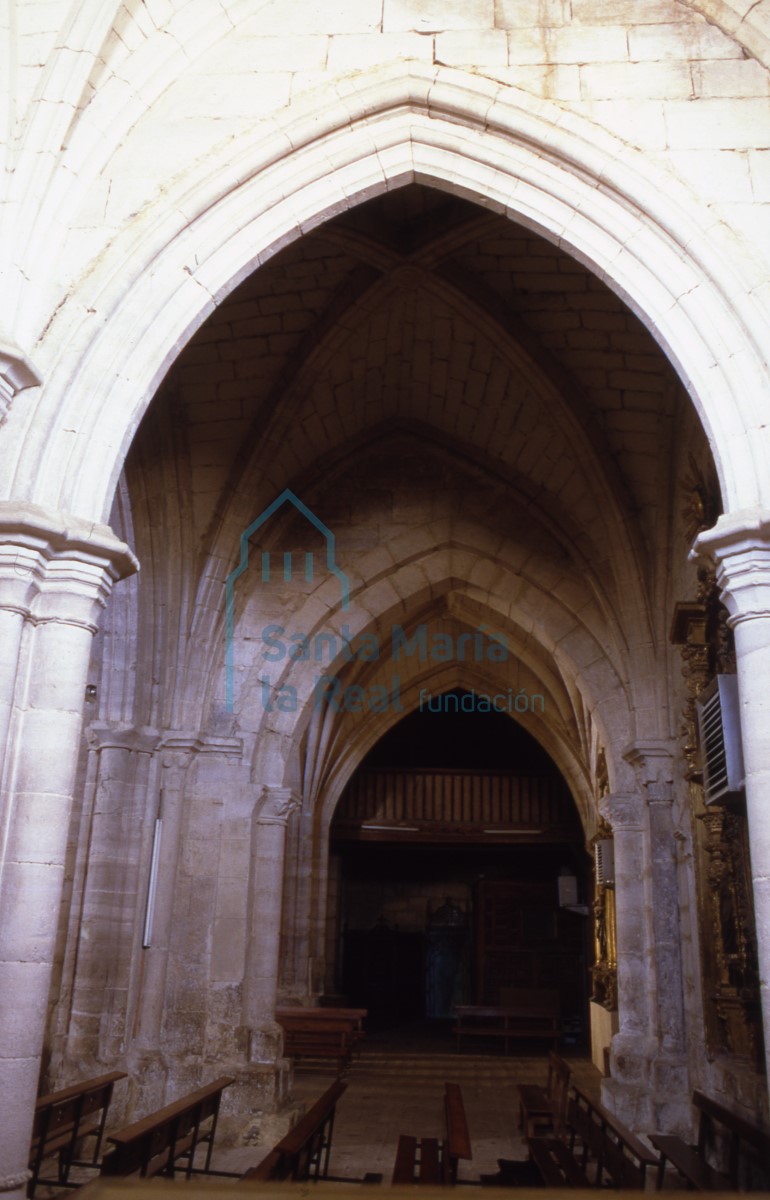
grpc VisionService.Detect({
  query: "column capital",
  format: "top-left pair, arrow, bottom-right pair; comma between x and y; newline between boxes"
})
598,792 -> 644,831
622,740 -> 676,786
0,502 -> 139,630
159,748 -> 194,788
0,501 -> 137,577
0,544 -> 47,615
693,508 -> 770,626
253,786 -> 300,826
87,723 -> 160,754
0,337 -> 42,422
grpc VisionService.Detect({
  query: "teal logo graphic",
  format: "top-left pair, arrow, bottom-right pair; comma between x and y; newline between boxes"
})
225,490 -> 350,711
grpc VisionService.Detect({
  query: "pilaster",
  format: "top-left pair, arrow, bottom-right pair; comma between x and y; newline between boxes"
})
0,509 -> 137,1199
597,791 -> 655,1128
242,787 -> 300,1060
62,724 -> 159,1069
695,509 -> 770,1095
621,743 -> 689,1134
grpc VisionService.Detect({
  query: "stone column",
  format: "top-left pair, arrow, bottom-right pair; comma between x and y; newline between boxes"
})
0,546 -> 43,795
598,791 -> 654,1127
625,743 -> 689,1133
646,782 -> 687,1058
695,509 -> 770,1092
242,786 -> 299,1063
134,748 -> 192,1059
0,509 -> 136,1200
65,725 -> 158,1065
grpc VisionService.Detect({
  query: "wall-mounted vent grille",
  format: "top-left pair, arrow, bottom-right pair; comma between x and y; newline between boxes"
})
696,675 -> 745,804
595,839 -> 615,887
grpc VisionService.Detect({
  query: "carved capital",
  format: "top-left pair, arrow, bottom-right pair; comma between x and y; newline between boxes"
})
0,502 -> 137,578
599,792 -> 643,832
622,740 -> 676,786
693,509 -> 770,627
159,745 -> 194,790
0,338 -> 42,424
645,781 -> 675,808
0,544 -> 47,615
0,502 -> 139,632
253,786 -> 299,826
87,723 -> 160,754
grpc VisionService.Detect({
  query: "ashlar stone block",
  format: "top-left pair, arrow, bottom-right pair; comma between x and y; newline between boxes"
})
384,0 -> 495,33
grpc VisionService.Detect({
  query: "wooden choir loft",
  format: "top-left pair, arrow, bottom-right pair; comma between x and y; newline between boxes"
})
325,690 -> 594,1045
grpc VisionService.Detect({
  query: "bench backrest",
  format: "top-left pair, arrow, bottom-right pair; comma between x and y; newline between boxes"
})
241,1079 -> 347,1182
499,987 -> 559,1013
34,1071 -> 127,1114
276,1006 -> 366,1022
569,1086 -> 658,1189
101,1075 -> 234,1177
572,1086 -> 657,1168
443,1083 -> 472,1184
545,1052 -> 571,1136
694,1089 -> 770,1189
275,1007 -> 366,1035
29,1071 -> 127,1194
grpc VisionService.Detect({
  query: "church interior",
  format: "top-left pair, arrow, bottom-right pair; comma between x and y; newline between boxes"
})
2,2 -> 770,1196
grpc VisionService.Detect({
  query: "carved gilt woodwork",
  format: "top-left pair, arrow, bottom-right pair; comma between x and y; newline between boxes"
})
589,812 -> 617,1012
672,464 -> 761,1065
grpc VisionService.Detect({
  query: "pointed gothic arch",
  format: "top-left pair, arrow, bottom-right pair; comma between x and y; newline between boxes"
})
7,62 -> 769,523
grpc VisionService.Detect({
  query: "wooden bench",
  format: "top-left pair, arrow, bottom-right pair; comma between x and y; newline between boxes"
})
453,989 -> 561,1054
27,1070 -> 127,1197
275,1006 -> 366,1075
650,1089 -> 770,1191
99,1075 -> 234,1179
240,1079 -> 347,1182
518,1051 -> 571,1140
528,1085 -> 658,1190
567,1087 -> 659,1188
391,1082 -> 472,1186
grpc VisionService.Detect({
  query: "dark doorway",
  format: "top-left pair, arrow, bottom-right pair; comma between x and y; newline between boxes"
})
329,691 -> 591,1047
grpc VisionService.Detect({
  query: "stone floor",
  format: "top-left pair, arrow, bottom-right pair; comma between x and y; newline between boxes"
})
214,1023 -> 603,1185
36,1026 -> 604,1193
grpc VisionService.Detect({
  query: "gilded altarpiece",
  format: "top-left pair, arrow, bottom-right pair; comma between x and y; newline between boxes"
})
672,466 -> 763,1066
590,753 -> 617,1012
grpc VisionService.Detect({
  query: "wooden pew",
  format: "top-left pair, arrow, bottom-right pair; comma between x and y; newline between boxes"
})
568,1088 -> 658,1188
453,990 -> 561,1055
650,1089 -> 770,1191
275,1007 -> 366,1075
391,1082 -> 472,1186
518,1051 -> 571,1140
27,1071 -> 127,1197
240,1079 -> 347,1182
99,1075 -> 234,1179
528,1135 -> 592,1188
527,1085 -> 659,1190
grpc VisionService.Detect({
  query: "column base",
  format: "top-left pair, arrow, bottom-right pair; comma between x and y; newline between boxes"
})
601,1031 -> 654,1130
129,1051 -> 170,1119
218,1058 -> 295,1146
247,1020 -> 285,1064
602,1042 -> 692,1137
601,1077 -> 654,1132
649,1054 -> 692,1137
0,1169 -> 30,1200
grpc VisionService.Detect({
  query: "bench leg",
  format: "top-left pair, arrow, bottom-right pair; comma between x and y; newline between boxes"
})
656,1152 -> 668,1191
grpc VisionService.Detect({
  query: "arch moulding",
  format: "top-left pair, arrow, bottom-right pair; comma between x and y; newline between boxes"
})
12,63 -> 770,521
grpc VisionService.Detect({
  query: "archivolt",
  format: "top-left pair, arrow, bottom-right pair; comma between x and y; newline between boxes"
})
15,62 -> 770,516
